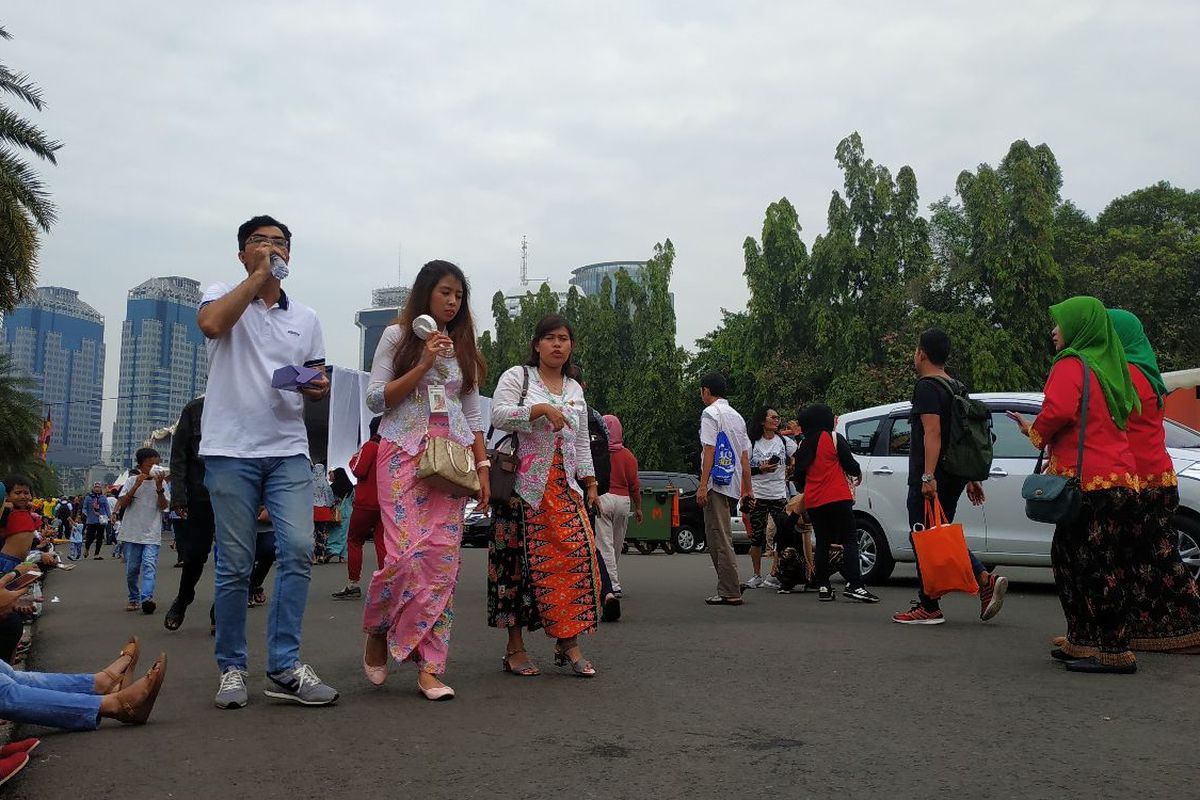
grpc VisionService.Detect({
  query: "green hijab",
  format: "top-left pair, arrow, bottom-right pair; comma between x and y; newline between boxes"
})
1108,309 -> 1168,407
1049,296 -> 1140,429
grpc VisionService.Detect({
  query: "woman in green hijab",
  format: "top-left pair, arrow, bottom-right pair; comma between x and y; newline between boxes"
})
1106,309 -> 1200,653
1008,296 -> 1141,674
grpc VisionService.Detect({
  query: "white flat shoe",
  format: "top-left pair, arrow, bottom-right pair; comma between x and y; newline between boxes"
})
418,681 -> 455,701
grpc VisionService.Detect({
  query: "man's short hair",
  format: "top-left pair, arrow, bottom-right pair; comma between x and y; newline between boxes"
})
918,328 -> 951,366
700,372 -> 728,398
237,215 -> 292,251
134,447 -> 160,467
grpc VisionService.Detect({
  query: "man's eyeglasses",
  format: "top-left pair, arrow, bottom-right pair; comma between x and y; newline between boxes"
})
245,234 -> 290,250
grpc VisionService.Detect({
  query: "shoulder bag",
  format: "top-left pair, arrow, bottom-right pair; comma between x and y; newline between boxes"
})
486,367 -> 530,505
416,376 -> 482,499
1021,360 -> 1090,525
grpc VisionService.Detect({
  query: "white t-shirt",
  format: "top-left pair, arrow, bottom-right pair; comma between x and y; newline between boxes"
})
117,476 -> 165,545
198,283 -> 325,459
750,434 -> 798,501
699,399 -> 751,499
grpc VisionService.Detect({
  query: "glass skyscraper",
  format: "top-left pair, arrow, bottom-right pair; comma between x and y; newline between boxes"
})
111,277 -> 208,468
0,286 -> 106,473
569,261 -> 650,299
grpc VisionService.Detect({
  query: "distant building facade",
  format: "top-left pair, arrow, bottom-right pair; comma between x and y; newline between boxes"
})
568,261 -> 650,298
0,287 -> 106,474
502,281 -> 574,318
355,285 -> 409,371
110,277 -> 207,468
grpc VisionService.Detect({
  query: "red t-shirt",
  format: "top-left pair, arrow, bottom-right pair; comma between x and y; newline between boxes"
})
1123,365 -> 1176,488
607,448 -> 641,498
1030,357 -> 1137,491
2,508 -> 41,538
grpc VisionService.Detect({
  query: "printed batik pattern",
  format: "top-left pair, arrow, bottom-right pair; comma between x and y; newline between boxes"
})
1128,487 -> 1200,652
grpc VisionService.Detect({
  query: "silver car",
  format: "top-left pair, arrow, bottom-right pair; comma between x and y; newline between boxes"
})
834,392 -> 1200,584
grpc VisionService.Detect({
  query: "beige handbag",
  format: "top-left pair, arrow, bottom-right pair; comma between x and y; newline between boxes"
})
417,436 -> 480,498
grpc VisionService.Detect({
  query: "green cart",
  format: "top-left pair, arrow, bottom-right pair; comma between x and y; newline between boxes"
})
623,487 -> 679,555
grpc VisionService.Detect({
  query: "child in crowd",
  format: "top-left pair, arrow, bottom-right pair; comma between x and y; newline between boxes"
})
69,515 -> 85,561
1,477 -> 43,576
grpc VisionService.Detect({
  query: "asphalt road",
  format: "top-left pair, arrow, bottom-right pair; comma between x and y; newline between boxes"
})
6,545 -> 1196,800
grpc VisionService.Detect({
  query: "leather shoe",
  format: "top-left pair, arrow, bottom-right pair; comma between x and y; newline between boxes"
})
114,654 -> 168,724
1064,656 -> 1136,675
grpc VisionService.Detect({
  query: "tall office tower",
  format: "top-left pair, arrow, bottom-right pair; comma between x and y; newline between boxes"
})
355,285 -> 410,371
0,286 -> 106,478
110,277 -> 208,467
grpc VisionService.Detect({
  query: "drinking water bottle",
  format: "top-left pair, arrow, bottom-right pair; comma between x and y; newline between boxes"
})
270,253 -> 289,280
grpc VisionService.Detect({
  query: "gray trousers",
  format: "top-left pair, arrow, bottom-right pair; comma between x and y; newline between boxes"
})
704,491 -> 741,598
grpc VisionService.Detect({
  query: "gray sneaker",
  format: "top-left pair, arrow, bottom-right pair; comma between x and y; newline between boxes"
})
762,575 -> 782,589
215,667 -> 249,709
264,663 -> 339,706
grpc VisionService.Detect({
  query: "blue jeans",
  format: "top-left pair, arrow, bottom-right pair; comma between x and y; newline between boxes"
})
122,542 -> 160,604
204,455 -> 313,674
0,656 -> 100,731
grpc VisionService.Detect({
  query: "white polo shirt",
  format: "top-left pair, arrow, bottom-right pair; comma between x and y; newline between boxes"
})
198,282 -> 325,459
700,399 -> 751,499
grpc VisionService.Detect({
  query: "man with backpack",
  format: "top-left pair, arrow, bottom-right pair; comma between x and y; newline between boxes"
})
696,373 -> 753,606
893,328 -> 1010,626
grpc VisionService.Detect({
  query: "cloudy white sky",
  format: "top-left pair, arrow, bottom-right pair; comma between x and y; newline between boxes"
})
6,1 -> 1199,439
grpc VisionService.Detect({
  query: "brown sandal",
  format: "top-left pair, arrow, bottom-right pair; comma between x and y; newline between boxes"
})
114,654 -> 167,726
103,636 -> 140,694
502,649 -> 540,677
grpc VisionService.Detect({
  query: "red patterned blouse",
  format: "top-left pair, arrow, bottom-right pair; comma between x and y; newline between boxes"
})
1029,356 -> 1138,491
1123,365 -> 1177,488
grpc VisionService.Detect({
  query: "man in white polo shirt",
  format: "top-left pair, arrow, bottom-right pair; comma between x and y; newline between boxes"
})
198,214 -> 338,710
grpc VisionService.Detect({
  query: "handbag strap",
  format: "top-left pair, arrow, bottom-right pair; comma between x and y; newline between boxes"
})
1033,358 -> 1090,476
490,367 -> 531,451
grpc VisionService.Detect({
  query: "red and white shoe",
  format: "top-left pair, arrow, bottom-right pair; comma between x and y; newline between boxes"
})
979,573 -> 1009,621
892,603 -> 945,625
0,752 -> 30,788
0,739 -> 38,759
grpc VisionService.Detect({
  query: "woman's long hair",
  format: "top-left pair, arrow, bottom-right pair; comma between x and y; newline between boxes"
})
329,467 -> 354,502
525,314 -> 575,376
747,406 -> 777,445
390,260 -> 487,393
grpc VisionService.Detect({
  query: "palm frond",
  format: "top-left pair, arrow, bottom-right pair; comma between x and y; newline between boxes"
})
0,351 -> 43,467
0,27 -> 11,41
0,106 -> 60,162
0,146 -> 58,229
0,66 -> 47,111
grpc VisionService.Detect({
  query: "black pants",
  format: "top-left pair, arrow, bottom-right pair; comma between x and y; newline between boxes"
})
173,500 -> 216,609
808,500 -> 863,590
0,613 -> 24,664
83,524 -> 106,557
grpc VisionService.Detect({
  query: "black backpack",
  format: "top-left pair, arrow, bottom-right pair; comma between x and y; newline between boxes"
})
587,408 -> 611,496
925,376 -> 994,482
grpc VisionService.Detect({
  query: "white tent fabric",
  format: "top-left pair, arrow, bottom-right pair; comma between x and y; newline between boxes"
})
326,366 -> 372,480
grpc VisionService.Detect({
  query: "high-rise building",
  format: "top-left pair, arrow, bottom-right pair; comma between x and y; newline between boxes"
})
0,286 -> 106,473
569,261 -> 650,298
111,277 -> 208,468
355,285 -> 409,371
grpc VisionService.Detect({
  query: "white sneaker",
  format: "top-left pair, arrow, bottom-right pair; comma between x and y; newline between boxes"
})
762,575 -> 782,589
745,575 -> 765,589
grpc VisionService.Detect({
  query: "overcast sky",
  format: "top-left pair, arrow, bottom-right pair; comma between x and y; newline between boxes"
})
5,1 -> 1199,442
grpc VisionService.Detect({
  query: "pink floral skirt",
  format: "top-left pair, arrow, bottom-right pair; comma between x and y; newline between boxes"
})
362,421 -> 468,675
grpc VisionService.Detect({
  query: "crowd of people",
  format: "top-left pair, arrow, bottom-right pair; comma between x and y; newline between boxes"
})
5,214 -> 1197,769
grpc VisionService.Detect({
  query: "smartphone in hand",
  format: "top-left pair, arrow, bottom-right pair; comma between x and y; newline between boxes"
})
6,569 -> 42,592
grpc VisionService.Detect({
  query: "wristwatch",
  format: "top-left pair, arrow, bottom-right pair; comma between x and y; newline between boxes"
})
921,473 -> 936,484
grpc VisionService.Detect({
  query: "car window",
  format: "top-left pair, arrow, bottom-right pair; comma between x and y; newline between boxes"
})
991,411 -> 1040,458
1165,419 -> 1200,450
845,416 -> 883,456
887,417 -> 912,456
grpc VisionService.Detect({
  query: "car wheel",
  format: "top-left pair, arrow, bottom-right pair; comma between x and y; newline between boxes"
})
1177,515 -> 1200,582
672,527 -> 698,554
856,515 -> 895,584
634,541 -> 656,555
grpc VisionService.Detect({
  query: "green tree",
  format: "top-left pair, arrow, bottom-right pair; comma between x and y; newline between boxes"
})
0,25 -> 61,311
0,352 -> 57,495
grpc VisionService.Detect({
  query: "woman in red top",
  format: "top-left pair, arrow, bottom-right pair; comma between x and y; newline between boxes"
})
1107,309 -> 1200,653
794,405 -> 878,604
594,415 -> 641,598
332,416 -> 386,600
1009,296 -> 1140,674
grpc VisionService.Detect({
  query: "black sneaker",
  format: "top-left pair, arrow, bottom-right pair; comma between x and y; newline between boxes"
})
141,599 -> 157,615
818,586 -> 836,602
843,586 -> 881,604
331,585 -> 362,600
601,594 -> 621,623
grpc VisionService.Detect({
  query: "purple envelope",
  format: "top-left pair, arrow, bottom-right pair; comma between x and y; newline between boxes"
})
272,364 -> 322,392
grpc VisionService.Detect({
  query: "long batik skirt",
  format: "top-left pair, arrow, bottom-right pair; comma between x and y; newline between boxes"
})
1052,487 -> 1139,667
487,449 -> 600,639
1128,486 -> 1200,652
362,421 -> 467,676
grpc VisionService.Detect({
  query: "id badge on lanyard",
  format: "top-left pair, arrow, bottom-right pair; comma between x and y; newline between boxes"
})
427,384 -> 448,414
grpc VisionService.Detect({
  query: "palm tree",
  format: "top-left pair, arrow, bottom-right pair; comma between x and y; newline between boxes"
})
0,24 -> 61,311
0,350 -> 58,494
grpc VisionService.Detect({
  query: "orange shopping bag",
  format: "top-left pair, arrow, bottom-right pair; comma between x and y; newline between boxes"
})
912,498 -> 979,598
